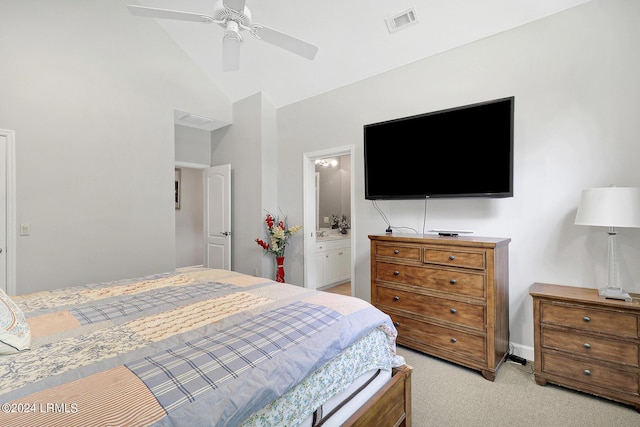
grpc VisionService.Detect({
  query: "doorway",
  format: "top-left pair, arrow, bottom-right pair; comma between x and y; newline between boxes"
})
174,164 -> 232,270
303,145 -> 355,295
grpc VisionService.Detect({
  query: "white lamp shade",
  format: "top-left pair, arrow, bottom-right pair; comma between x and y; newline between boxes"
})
575,187 -> 640,228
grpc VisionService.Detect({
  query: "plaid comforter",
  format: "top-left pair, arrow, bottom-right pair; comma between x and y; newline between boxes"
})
0,269 -> 398,426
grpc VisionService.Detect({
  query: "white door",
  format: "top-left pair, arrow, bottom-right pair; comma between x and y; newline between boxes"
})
0,135 -> 6,292
204,164 -> 231,269
0,130 -> 14,295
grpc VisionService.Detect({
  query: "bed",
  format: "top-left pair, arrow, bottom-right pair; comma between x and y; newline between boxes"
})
0,268 -> 411,426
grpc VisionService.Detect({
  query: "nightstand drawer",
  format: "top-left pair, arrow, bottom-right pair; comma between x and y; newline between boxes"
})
541,327 -> 639,365
423,248 -> 485,270
391,313 -> 487,362
542,352 -> 639,396
375,244 -> 421,261
377,286 -> 485,331
541,302 -> 638,338
375,262 -> 485,298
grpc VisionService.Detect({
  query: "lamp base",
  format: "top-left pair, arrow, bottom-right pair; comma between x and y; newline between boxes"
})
598,286 -> 632,302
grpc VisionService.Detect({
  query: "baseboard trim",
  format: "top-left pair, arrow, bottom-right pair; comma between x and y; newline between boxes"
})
510,342 -> 535,362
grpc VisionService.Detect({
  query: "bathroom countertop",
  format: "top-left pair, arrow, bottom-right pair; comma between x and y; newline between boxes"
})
316,233 -> 350,242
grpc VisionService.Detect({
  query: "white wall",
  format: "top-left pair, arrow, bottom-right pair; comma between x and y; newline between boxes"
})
175,167 -> 204,268
0,0 -> 231,293
210,93 -> 280,279
175,125 -> 212,166
275,0 -> 640,358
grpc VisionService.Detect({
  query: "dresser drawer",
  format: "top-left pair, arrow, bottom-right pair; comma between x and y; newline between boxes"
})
423,248 -> 485,270
375,243 -> 421,261
375,262 -> 485,298
377,286 -> 485,331
370,234 -> 510,381
541,302 -> 638,338
541,352 -> 639,396
391,313 -> 487,362
541,327 -> 639,366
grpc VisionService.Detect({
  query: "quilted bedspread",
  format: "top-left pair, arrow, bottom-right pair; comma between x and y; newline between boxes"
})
0,269 -> 399,426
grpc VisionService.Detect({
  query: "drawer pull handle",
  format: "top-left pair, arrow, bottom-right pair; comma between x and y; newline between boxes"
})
394,249 -> 399,254
393,270 -> 400,276
450,279 -> 457,284
393,296 -> 400,301
583,316 -> 591,322
393,321 -> 399,327
449,255 -> 456,261
583,343 -> 591,349
584,369 -> 592,376
450,338 -> 457,343
450,308 -> 457,314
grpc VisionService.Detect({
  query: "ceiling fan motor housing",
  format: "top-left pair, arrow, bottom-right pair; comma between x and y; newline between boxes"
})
213,0 -> 252,29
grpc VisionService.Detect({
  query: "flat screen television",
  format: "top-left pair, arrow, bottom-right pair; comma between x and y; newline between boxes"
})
364,97 -> 514,200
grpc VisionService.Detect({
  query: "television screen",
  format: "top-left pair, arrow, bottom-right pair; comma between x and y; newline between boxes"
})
364,97 -> 514,200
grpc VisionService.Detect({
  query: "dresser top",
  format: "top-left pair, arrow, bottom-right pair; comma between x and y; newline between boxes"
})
368,233 -> 511,248
530,282 -> 640,310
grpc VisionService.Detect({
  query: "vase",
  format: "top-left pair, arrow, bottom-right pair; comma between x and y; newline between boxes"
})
275,256 -> 285,283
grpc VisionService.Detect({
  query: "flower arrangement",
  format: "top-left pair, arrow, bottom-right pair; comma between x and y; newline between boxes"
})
331,214 -> 351,234
255,212 -> 302,258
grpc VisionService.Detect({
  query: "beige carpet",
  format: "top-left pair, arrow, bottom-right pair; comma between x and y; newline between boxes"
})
397,346 -> 638,426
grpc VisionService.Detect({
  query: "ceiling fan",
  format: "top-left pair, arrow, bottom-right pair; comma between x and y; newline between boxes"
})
128,0 -> 319,72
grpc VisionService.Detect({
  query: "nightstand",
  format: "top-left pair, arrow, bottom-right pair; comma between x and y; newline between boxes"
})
530,282 -> 640,411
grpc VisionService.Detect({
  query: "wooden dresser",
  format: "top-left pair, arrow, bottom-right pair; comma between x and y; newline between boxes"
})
530,283 -> 640,410
369,234 -> 510,381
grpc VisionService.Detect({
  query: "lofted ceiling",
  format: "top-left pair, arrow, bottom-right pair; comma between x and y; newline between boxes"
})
135,0 -> 592,109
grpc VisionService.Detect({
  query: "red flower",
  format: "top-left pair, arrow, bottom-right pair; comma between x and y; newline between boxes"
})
255,238 -> 270,250
265,214 -> 274,229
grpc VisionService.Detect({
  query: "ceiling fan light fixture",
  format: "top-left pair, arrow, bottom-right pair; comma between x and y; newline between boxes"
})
224,20 -> 243,41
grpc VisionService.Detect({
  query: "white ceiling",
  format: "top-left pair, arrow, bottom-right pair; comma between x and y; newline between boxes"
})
136,0 -> 592,109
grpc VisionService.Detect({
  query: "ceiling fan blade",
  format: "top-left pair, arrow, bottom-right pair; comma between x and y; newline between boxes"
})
223,0 -> 247,13
127,5 -> 214,23
222,37 -> 241,72
253,25 -> 318,60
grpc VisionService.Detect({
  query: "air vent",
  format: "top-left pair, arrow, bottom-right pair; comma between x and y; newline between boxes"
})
385,7 -> 419,33
173,109 -> 230,131
179,113 -> 216,127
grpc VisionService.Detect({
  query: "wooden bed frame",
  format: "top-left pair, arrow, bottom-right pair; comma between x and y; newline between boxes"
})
345,364 -> 413,427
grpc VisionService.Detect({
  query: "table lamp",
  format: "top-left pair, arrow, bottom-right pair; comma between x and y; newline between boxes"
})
574,186 -> 640,301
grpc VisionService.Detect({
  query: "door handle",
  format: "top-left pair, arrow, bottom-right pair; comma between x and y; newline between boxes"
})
220,231 -> 231,236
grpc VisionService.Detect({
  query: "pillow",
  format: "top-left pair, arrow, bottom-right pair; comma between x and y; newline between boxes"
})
0,288 -> 31,354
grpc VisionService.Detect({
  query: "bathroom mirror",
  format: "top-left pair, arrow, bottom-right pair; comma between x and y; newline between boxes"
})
315,155 -> 351,233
